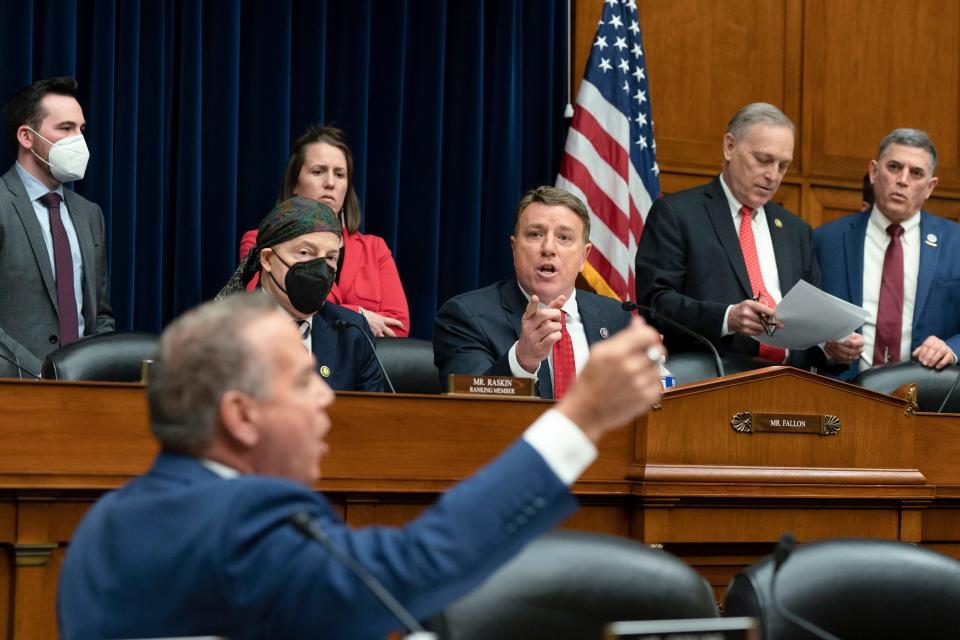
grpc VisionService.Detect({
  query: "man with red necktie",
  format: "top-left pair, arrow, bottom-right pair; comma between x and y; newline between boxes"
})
0,77 -> 113,377
635,103 -> 822,369
434,186 -> 633,399
816,129 -> 960,380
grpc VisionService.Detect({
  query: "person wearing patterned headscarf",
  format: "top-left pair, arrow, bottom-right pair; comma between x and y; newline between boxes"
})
219,197 -> 384,392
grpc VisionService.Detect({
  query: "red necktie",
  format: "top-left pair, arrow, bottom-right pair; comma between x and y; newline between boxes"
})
873,224 -> 904,365
39,192 -> 79,346
552,312 -> 575,400
738,206 -> 786,363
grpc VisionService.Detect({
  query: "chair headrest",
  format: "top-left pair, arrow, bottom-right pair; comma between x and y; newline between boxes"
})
853,360 -> 960,412
725,538 -> 960,639
41,331 -> 159,382
431,530 -> 718,640
374,337 -> 441,394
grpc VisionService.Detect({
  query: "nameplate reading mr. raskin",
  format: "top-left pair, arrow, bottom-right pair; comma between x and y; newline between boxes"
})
447,374 -> 534,397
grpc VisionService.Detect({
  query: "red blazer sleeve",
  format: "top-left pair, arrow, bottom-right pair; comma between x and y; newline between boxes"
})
239,229 -> 260,291
336,232 -> 411,337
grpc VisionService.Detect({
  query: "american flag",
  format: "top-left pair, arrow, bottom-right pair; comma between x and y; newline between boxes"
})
557,0 -> 659,302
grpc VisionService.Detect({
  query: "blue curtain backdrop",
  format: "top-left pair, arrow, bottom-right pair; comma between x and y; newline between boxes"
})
0,0 -> 568,339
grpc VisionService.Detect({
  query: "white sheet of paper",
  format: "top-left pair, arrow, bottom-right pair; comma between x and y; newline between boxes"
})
754,280 -> 868,349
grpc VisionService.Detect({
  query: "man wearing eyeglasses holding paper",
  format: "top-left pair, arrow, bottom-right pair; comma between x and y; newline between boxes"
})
815,129 -> 960,379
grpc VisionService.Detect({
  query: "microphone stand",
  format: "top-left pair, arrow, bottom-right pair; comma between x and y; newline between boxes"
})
332,319 -> 397,393
288,512 -> 436,639
622,301 -> 725,378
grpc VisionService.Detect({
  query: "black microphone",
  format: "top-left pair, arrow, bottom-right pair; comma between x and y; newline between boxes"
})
621,301 -> 725,378
768,532 -> 842,640
332,319 -> 397,393
0,342 -> 41,380
937,366 -> 960,413
287,511 -> 435,638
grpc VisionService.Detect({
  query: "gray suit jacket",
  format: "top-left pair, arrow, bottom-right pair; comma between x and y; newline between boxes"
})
0,165 -> 113,376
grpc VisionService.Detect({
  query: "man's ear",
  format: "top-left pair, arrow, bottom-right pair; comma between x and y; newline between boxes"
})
17,125 -> 34,151
259,247 -> 274,274
219,390 -> 260,449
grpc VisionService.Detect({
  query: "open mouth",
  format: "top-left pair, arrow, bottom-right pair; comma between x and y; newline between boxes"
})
537,264 -> 558,277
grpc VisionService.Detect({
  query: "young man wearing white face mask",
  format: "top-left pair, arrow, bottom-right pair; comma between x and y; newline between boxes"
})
0,76 -> 114,377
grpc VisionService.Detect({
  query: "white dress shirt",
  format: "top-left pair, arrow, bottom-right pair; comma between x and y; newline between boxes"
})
718,175 -> 782,336
861,206 -> 921,367
508,285 -> 590,390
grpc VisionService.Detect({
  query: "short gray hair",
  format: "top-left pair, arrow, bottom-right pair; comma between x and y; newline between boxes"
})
148,293 -> 275,453
515,186 -> 591,242
726,103 -> 795,139
878,128 -> 938,174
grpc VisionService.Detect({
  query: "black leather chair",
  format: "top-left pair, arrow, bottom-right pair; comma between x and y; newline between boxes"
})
725,538 -> 960,639
41,331 -> 158,382
374,337 -> 442,394
665,351 -> 774,386
853,360 -> 960,412
426,530 -> 718,640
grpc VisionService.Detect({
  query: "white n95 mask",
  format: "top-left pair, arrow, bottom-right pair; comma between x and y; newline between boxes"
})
28,128 -> 90,182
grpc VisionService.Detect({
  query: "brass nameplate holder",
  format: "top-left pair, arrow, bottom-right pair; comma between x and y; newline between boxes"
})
731,412 -> 840,435
447,374 -> 536,398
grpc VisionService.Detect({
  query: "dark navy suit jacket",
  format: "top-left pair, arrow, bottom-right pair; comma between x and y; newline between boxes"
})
58,445 -> 575,639
311,302 -> 384,392
635,177 -> 821,366
433,280 -> 630,398
815,209 -> 960,379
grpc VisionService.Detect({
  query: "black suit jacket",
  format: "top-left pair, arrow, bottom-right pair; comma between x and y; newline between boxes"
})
433,280 -> 630,398
310,302 -> 384,392
634,177 -> 820,363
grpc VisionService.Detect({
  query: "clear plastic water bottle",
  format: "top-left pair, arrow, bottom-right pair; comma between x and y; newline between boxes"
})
659,358 -> 675,389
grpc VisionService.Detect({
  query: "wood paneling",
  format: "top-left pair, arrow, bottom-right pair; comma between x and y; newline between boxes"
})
573,0 -> 960,225
803,0 -> 960,186
4,375 -> 960,635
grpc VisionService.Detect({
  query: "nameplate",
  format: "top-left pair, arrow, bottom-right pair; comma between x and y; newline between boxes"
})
447,374 -> 535,398
731,412 -> 840,436
605,616 -> 757,639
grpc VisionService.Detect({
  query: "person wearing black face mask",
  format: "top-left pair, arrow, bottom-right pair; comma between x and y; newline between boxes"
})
218,197 -> 384,392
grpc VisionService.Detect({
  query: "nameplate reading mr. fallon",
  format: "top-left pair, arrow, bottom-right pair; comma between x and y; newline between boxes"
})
731,412 -> 840,436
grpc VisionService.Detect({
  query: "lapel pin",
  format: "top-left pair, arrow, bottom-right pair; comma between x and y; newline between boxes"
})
600,327 -> 610,338
319,365 -> 331,378
925,233 -> 938,247
774,218 -> 783,229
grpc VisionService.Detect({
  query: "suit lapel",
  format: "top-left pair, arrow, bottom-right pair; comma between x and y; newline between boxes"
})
63,191 -> 96,330
766,203 -> 797,292
704,179 -> 753,298
577,293 -> 608,347
914,211 -> 939,326
844,213 -> 869,306
499,281 -> 553,400
3,169 -> 58,308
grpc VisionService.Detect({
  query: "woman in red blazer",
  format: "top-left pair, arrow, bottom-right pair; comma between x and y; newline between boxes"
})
240,126 -> 410,337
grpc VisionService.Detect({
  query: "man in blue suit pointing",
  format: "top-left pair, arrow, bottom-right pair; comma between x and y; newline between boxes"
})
57,292 -> 664,639
816,128 -> 960,379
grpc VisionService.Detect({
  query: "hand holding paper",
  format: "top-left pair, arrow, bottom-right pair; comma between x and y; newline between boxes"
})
754,280 -> 868,350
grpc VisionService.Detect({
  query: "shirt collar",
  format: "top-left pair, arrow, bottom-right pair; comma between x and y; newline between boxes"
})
15,161 -> 65,202
718,173 -> 763,220
199,457 -> 241,479
869,205 -> 921,236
